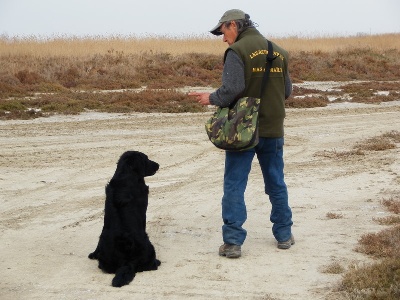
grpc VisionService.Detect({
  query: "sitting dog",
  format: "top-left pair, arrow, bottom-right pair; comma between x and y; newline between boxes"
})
88,151 -> 160,287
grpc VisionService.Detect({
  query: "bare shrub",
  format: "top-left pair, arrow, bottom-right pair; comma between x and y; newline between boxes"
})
15,70 -> 44,84
374,216 -> 400,225
320,261 -> 345,274
315,149 -> 364,159
326,212 -> 344,219
285,95 -> 329,108
355,226 -> 400,259
354,132 -> 399,152
382,197 -> 400,214
338,258 -> 400,300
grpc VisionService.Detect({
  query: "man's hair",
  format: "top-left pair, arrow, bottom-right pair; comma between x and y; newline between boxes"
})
223,14 -> 255,34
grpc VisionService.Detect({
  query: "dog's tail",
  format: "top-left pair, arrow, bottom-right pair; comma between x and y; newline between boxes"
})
112,265 -> 136,287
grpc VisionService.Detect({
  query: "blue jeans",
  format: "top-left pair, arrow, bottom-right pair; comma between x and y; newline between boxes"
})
221,137 -> 293,245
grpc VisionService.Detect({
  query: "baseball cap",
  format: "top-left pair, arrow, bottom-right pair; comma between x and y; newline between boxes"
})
210,9 -> 246,36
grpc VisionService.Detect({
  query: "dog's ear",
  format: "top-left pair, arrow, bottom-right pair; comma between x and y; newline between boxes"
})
120,152 -> 146,177
116,151 -> 144,177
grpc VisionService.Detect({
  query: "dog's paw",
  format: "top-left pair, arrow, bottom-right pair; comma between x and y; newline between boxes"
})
88,252 -> 97,259
147,259 -> 161,271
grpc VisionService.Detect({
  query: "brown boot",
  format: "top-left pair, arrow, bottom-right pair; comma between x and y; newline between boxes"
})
277,235 -> 295,249
219,244 -> 241,258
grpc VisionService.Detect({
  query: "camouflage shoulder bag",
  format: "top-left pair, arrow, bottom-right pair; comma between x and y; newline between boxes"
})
205,40 -> 275,151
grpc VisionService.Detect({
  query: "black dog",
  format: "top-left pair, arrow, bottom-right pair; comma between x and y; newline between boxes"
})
88,151 -> 160,287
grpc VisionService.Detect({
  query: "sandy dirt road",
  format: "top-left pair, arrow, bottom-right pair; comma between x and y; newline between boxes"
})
0,99 -> 399,299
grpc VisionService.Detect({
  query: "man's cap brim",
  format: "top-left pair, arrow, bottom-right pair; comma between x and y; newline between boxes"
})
210,22 -> 223,36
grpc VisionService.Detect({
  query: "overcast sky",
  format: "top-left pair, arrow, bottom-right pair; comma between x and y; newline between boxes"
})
1,0 -> 399,38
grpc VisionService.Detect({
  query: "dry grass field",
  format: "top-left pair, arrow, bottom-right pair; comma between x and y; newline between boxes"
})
1,33 -> 400,119
2,33 -> 400,56
1,33 -> 400,299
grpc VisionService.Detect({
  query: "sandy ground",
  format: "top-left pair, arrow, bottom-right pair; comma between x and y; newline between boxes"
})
1,91 -> 399,299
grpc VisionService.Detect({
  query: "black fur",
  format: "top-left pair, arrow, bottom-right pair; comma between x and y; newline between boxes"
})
88,151 -> 160,287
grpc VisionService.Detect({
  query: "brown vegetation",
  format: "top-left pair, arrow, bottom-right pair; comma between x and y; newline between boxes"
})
326,212 -> 344,220
1,34 -> 400,119
320,261 -> 346,274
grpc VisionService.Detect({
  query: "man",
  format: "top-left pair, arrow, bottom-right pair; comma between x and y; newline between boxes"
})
189,9 -> 294,258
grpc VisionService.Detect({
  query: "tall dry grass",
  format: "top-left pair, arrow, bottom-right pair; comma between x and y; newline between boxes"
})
0,35 -> 226,57
1,33 -> 399,57
276,33 -> 400,53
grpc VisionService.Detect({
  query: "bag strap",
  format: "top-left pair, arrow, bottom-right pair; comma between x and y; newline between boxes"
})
259,40 -> 277,99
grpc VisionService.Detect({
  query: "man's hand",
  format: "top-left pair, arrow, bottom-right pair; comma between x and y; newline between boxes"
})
188,92 -> 211,106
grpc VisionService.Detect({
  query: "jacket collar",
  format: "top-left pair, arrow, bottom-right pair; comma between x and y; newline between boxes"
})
235,27 -> 261,43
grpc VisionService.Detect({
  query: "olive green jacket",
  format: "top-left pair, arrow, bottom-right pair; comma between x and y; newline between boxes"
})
227,27 -> 290,138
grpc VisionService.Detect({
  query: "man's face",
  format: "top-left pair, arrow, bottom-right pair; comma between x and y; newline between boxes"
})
220,21 -> 238,45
